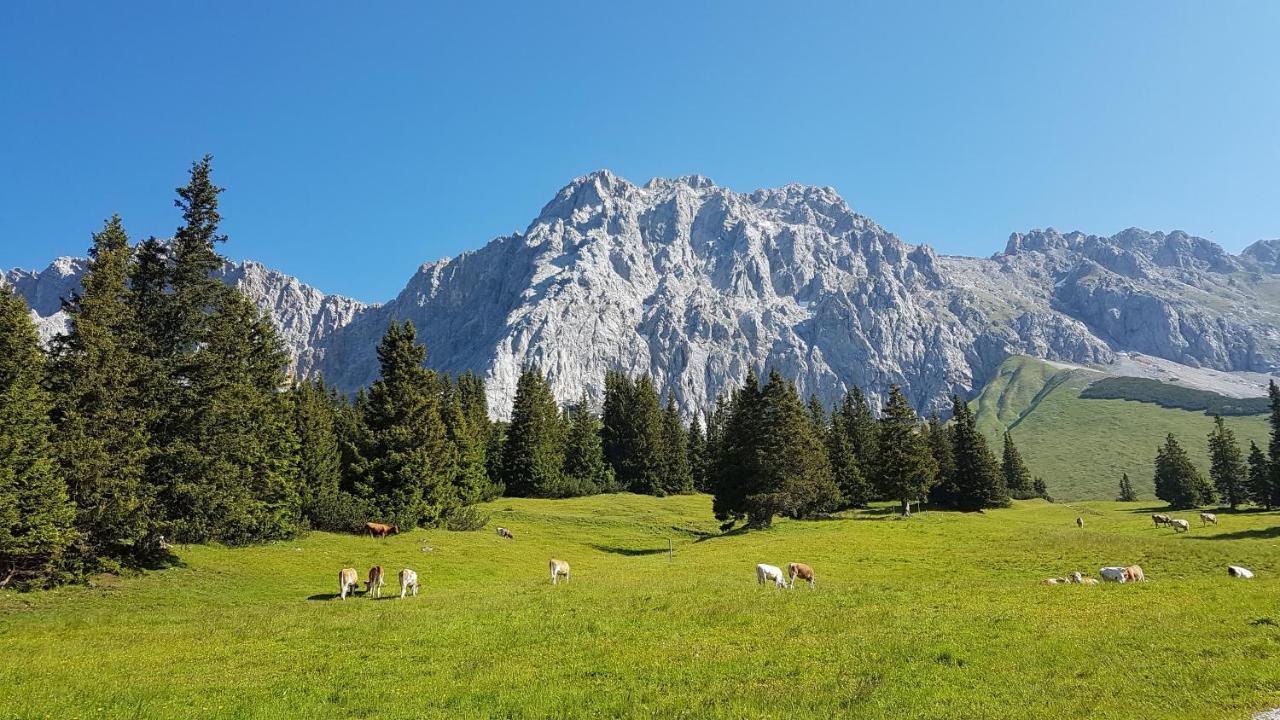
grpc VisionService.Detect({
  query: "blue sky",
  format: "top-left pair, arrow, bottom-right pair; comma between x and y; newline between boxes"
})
2,2 -> 1278,303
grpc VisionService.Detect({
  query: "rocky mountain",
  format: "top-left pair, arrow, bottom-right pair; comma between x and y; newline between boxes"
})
7,171 -> 1279,418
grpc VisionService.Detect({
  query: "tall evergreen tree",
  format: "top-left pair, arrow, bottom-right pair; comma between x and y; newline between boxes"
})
289,378 -> 342,523
46,215 -> 157,568
1117,473 -> 1137,502
1207,415 -> 1247,508
1269,380 -> 1280,508
358,321 -> 455,526
1246,441 -> 1273,509
711,371 -> 764,525
687,414 -> 709,493
1001,431 -> 1034,500
925,414 -> 957,507
600,372 -> 665,494
828,409 -> 869,508
658,394 -> 693,495
945,397 -> 1008,510
501,367 -> 565,497
839,386 -> 878,483
871,386 -> 937,516
0,288 -> 75,588
440,376 -> 499,504
1153,434 -> 1209,509
559,393 -> 611,496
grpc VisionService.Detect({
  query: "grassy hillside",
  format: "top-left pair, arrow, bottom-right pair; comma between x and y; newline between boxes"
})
1,494 -> 1278,719
972,356 -> 1272,502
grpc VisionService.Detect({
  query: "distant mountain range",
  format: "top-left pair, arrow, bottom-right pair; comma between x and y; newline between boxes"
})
8,171 -> 1279,419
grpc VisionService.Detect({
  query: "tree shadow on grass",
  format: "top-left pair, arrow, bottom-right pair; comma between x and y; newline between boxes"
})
589,544 -> 669,557
1184,525 -> 1280,541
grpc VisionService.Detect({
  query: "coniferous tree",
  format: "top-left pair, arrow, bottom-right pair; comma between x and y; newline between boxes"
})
1153,434 -> 1209,509
871,386 -> 937,516
687,414 -> 709,493
1207,415 -> 1247,508
440,375 -> 499,504
658,394 -> 693,495
560,393 -> 612,496
289,378 -> 343,527
945,397 -> 1008,510
1032,476 -> 1051,502
839,386 -> 878,484
46,215 -> 157,568
807,395 -> 827,436
1246,441 -> 1273,509
925,413 -> 957,507
144,158 -> 302,544
1269,380 -> 1280,508
828,409 -> 869,508
358,321 -> 455,526
600,372 -> 665,494
501,367 -> 565,497
1001,432 -> 1035,500
1117,473 -> 1137,502
711,371 -> 764,525
0,288 -> 75,588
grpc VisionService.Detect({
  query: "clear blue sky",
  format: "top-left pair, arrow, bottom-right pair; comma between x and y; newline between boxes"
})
3,2 -> 1278,303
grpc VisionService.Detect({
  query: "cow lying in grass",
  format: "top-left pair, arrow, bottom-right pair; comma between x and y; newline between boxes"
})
399,568 -> 418,598
367,565 -> 384,598
366,522 -> 399,538
787,562 -> 815,590
1100,566 -> 1128,583
550,559 -> 570,585
339,568 -> 359,600
756,563 -> 787,588
1227,565 -> 1254,579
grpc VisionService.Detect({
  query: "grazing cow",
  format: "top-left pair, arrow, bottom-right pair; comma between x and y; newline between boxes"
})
399,568 -> 419,598
366,522 -> 399,539
756,563 -> 787,588
496,527 -> 514,540
1199,512 -> 1217,527
1171,519 -> 1190,533
550,558 -> 570,585
1099,566 -> 1128,583
1152,513 -> 1172,528
1041,577 -> 1068,585
1077,576 -> 1100,586
1123,565 -> 1145,583
367,565 -> 384,598
1227,565 -> 1254,579
1076,517 -> 1084,529
338,567 -> 359,600
787,562 -> 816,590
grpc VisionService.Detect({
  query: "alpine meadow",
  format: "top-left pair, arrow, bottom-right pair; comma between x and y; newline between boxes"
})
5,4 -> 1280,719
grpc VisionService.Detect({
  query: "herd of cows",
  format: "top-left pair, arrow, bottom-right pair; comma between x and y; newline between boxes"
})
336,514 -> 1257,600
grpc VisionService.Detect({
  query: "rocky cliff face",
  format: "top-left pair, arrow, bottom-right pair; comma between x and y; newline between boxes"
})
8,171 -> 1279,418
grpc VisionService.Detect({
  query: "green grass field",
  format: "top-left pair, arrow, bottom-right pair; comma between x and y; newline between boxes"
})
2,494 -> 1278,719
972,356 -> 1272,501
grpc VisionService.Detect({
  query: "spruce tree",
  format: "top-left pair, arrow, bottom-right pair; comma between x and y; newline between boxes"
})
711,371 -> 764,525
289,379 -> 342,524
1001,432 -> 1034,500
1032,476 -> 1051,502
839,386 -> 878,483
744,371 -> 838,524
561,393 -> 611,496
600,372 -> 665,494
1117,473 -> 1137,502
1207,415 -> 1247,508
871,385 -> 937,516
687,415 -> 709,493
46,215 -> 157,568
1269,380 -> 1280,508
828,409 -> 869,508
946,397 -> 1008,510
0,288 -> 75,588
925,414 -> 956,507
440,376 -> 498,504
359,321 -> 455,525
501,367 -> 565,497
1246,441 -> 1272,509
1153,434 -> 1208,509
658,394 -> 693,495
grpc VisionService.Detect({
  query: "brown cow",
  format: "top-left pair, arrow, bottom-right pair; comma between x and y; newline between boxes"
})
1076,517 -> 1084,529
1123,565 -> 1145,583
787,562 -> 816,590
366,522 -> 399,538
367,565 -> 385,598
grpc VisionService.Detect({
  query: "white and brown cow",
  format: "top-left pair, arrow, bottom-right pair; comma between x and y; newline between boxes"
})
338,567 -> 359,600
1199,512 -> 1217,527
1171,518 -> 1190,533
496,527 -> 515,540
787,562 -> 816,590
550,558 -> 570,585
1152,513 -> 1172,528
367,565 -> 385,598
399,568 -> 418,598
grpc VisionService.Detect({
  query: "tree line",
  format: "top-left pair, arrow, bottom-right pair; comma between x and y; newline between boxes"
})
1149,391 -> 1280,510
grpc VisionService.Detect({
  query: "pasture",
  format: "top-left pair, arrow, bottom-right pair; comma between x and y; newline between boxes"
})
1,495 -> 1278,719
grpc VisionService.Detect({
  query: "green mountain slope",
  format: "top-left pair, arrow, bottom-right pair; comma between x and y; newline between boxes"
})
971,356 -> 1271,502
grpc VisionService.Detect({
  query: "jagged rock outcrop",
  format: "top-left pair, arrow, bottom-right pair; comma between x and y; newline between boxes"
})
8,172 -> 1279,418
